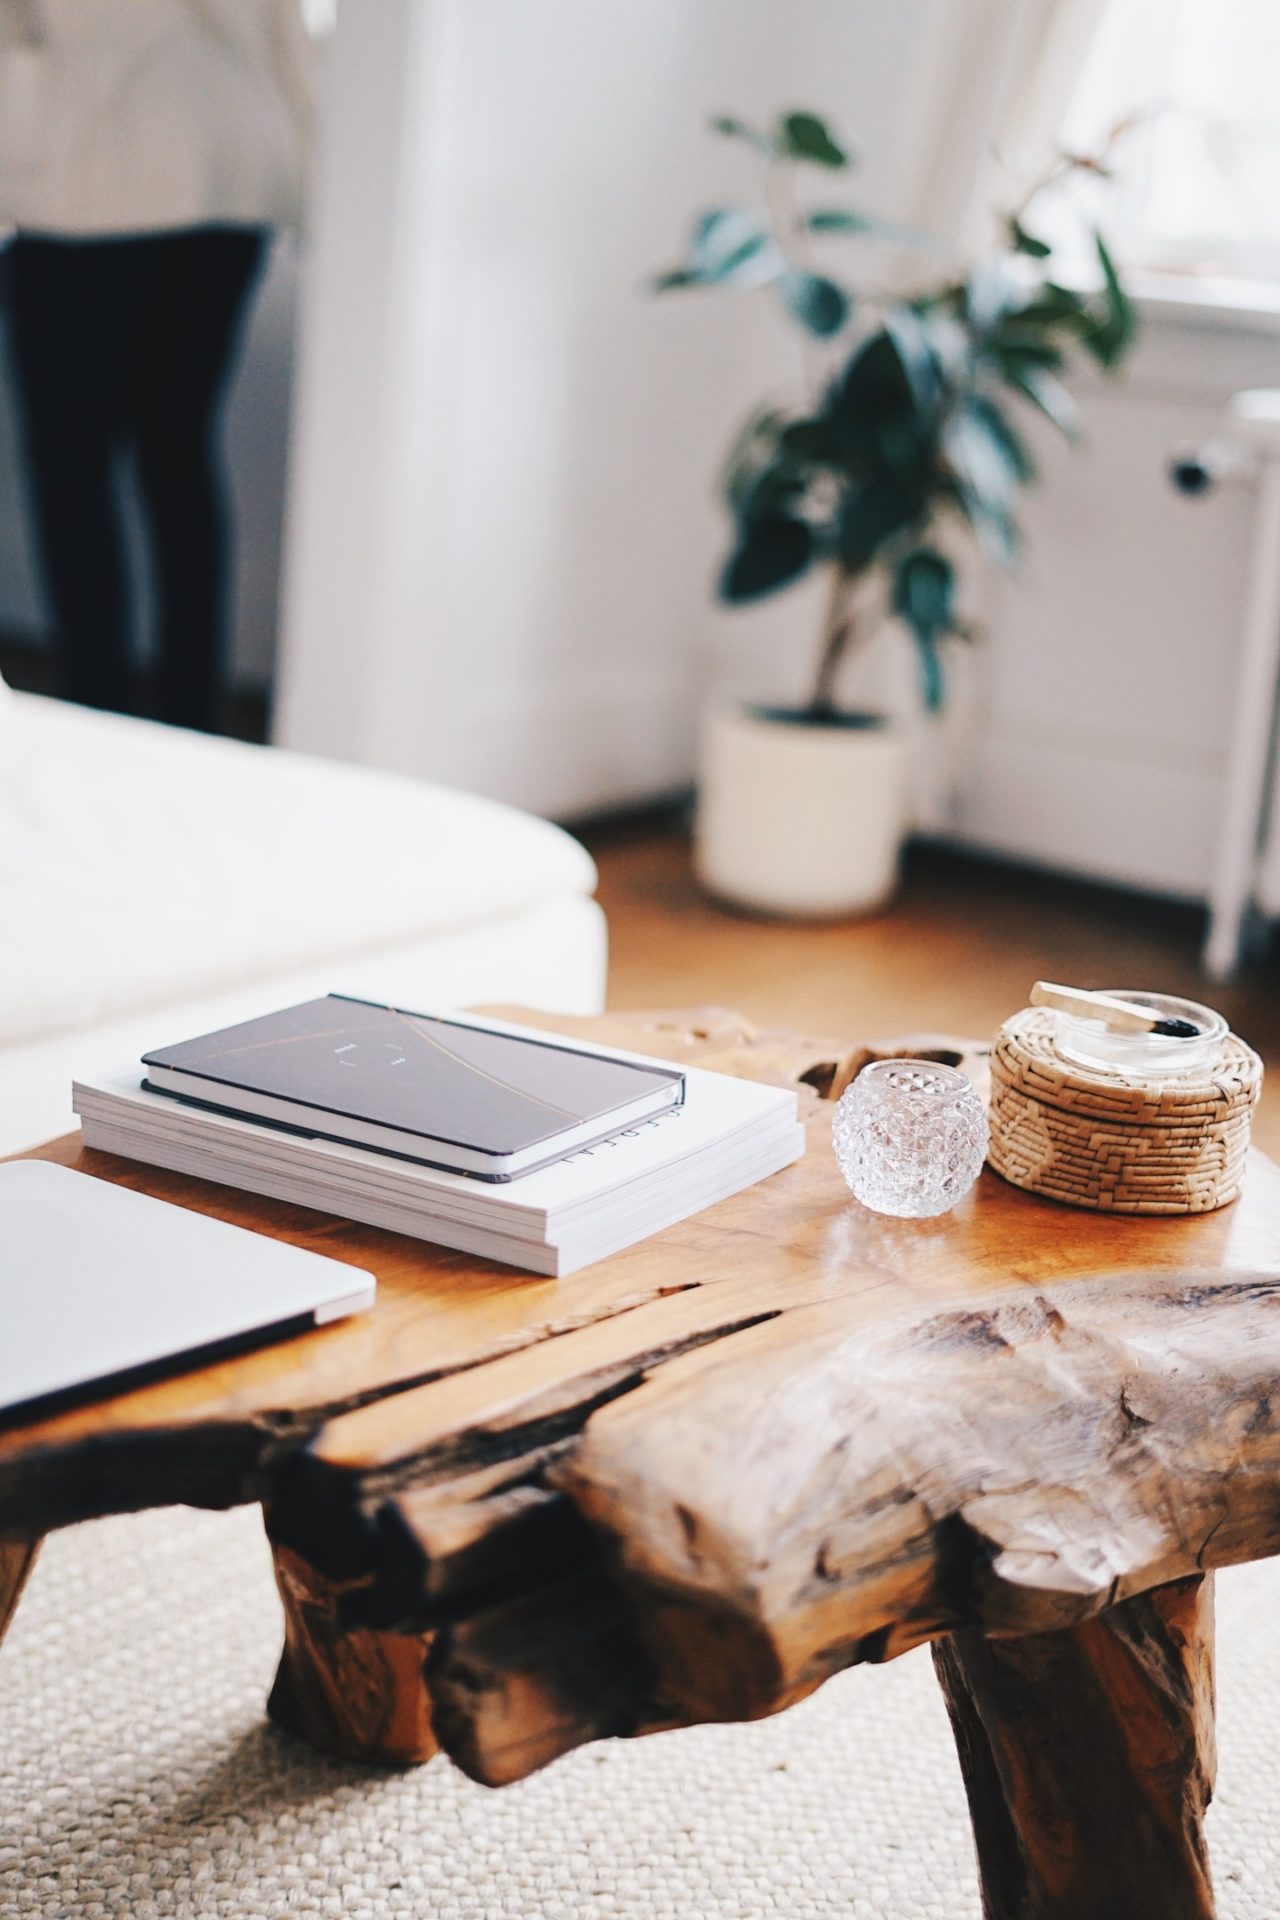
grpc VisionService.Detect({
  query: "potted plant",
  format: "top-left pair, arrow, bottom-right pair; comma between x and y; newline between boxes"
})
657,109 -> 1138,916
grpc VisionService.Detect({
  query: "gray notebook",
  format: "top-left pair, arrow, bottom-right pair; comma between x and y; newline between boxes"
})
141,996 -> 686,1180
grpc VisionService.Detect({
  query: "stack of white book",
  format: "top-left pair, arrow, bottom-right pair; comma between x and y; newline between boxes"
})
72,1014 -> 805,1277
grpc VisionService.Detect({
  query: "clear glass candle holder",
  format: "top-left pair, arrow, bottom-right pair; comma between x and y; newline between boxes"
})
832,1059 -> 989,1218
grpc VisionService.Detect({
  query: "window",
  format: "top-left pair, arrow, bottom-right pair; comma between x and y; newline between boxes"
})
299,0 -> 337,37
1059,0 -> 1280,283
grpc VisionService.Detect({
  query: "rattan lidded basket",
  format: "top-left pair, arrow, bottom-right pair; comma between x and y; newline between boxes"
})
988,1005 -> 1263,1214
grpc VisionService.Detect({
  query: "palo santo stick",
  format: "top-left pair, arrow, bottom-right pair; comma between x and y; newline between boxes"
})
1029,983 -> 1201,1039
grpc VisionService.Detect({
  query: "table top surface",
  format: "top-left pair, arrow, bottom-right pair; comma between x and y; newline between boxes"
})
3,1005 -> 1277,1509
5,1006 -> 1280,1783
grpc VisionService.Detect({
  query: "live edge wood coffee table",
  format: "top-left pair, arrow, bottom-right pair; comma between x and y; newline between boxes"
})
5,1008 -> 1280,1920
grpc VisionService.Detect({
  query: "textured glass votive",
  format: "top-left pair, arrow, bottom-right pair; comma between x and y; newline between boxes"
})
832,1059 -> 989,1218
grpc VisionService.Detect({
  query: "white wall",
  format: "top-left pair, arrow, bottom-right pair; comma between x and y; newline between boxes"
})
275,0 -> 1026,815
0,234 -> 298,689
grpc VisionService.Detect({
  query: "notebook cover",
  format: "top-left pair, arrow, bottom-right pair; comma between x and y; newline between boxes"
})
142,996 -> 684,1158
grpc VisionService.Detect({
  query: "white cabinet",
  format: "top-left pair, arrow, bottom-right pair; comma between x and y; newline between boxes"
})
946,291 -> 1280,903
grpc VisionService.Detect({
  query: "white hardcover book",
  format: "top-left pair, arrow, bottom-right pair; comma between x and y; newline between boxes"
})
75,1117 -> 806,1276
72,1057 -> 806,1276
72,1099 -> 800,1234
74,1065 -> 798,1229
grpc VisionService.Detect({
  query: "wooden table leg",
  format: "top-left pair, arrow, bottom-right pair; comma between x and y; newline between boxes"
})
0,1537 -> 40,1648
933,1574 -> 1216,1920
266,1538 -> 438,1766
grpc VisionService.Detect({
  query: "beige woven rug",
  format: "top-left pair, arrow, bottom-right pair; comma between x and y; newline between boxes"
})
2,1505 -> 1278,1918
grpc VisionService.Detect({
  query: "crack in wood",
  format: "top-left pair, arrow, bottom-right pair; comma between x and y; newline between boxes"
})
266,1309 -> 782,1580
0,1279 -> 723,1537
255,1280 -> 708,1437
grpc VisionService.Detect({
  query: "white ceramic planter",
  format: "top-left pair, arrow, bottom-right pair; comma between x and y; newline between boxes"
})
694,704 -> 908,918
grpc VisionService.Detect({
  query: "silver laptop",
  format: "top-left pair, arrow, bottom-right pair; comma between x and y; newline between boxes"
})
0,1161 -> 375,1417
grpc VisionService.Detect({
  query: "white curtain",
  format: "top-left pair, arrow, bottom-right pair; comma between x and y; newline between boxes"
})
878,0 -> 1110,831
998,0 -> 1112,175
897,0 -> 1110,252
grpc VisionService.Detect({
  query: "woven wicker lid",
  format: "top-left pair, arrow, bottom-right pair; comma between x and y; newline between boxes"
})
991,1008 -> 1261,1118
987,1006 -> 1263,1215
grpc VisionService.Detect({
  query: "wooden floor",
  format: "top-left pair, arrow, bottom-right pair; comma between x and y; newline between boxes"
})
583,824 -> 1280,1158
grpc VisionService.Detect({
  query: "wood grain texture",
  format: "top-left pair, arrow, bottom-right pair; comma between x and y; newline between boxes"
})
3,1010 -> 1279,1869
547,1261 -> 1280,1728
268,1544 -> 437,1766
0,1538 -> 39,1647
934,1575 -> 1216,1920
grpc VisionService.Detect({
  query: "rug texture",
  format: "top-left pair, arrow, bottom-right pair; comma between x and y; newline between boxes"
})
2,1505 -> 1278,1918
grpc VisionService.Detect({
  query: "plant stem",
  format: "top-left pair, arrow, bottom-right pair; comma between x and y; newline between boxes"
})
764,153 -> 825,404
1011,117 -> 1142,230
808,567 -> 857,719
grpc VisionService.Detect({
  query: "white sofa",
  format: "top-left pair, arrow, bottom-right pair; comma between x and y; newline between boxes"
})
0,683 -> 607,1156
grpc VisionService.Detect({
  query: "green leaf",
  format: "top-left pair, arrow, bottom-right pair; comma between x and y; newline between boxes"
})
709,114 -> 769,151
778,417 -> 834,460
884,306 -> 945,410
805,208 -> 873,234
1010,283 -> 1092,335
945,397 -> 1030,515
988,328 -> 1066,372
965,256 -> 1023,331
893,547 -> 955,641
819,327 -> 931,481
720,407 -> 790,513
807,208 -> 941,250
950,478 -> 1020,567
836,479 -> 921,570
893,546 -> 956,710
720,516 -> 814,602
735,453 -> 810,527
690,208 -> 772,282
828,328 -> 913,423
1045,280 -> 1093,310
1096,229 -> 1123,290
917,635 -> 945,712
968,392 -> 1036,485
1009,217 -> 1052,259
779,110 -> 850,169
1081,229 -> 1136,368
652,268 -> 698,293
779,269 -> 850,337
1001,362 -> 1082,439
